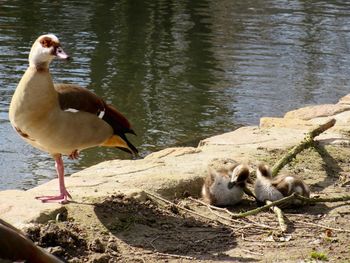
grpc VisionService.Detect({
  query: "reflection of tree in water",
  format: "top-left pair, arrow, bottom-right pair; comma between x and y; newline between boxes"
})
296,1 -> 350,104
2,0 -> 350,187
87,0 -> 228,154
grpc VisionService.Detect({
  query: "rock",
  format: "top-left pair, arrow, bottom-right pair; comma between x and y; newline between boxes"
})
0,189 -> 64,227
107,241 -> 118,253
200,126 -> 308,151
1,93 -> 350,262
46,246 -> 64,257
284,104 -> 350,120
68,257 -> 81,263
2,96 -> 350,236
25,224 -> 41,242
89,254 -> 111,263
145,147 -> 199,159
25,222 -> 86,252
207,158 -> 238,173
338,94 -> 350,105
311,110 -> 350,127
55,209 -> 68,222
260,117 -> 314,129
89,238 -> 105,253
128,191 -> 148,202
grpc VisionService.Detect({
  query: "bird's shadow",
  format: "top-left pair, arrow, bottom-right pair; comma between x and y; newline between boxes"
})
310,141 -> 343,188
93,194 -> 258,262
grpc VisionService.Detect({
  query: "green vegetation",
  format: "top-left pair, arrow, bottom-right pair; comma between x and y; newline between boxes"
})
310,250 -> 328,261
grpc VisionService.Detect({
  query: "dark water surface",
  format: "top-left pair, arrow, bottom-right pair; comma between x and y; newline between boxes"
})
1,0 -> 350,190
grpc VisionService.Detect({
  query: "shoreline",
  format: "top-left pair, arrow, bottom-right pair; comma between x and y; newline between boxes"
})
1,94 -> 350,228
2,94 -> 350,261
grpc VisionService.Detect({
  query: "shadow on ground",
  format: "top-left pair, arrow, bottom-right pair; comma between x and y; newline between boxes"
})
94,194 -> 256,261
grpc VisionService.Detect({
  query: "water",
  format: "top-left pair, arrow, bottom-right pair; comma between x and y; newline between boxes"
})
1,0 -> 350,190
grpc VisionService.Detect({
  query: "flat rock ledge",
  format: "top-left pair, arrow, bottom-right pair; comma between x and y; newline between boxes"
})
2,94 -> 350,229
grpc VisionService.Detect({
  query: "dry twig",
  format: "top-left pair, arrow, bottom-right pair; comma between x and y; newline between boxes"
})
144,190 -> 239,230
155,252 -> 195,260
295,221 -> 350,233
236,193 -> 350,219
294,194 -> 350,203
231,194 -> 297,218
188,197 -> 274,230
241,249 -> 264,256
190,193 -> 350,220
187,197 -> 244,224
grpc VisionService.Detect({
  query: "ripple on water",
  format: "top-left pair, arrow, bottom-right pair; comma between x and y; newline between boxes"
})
1,0 -> 350,190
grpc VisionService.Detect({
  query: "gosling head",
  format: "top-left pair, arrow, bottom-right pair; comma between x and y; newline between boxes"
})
227,164 -> 250,189
256,163 -> 272,179
29,34 -> 69,69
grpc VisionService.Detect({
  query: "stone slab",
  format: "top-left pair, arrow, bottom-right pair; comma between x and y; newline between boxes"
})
2,95 -> 350,229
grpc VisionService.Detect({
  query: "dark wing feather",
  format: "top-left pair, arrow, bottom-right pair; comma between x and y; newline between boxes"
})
271,176 -> 290,196
104,104 -> 136,136
104,104 -> 138,154
55,84 -> 105,114
54,84 -> 138,154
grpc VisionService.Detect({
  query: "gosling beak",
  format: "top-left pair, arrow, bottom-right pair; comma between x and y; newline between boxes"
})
55,46 -> 70,60
227,181 -> 236,189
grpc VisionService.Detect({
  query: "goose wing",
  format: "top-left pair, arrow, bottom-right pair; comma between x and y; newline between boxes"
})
54,83 -> 138,154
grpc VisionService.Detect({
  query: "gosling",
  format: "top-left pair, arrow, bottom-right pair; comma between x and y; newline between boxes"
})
254,163 -> 310,205
202,164 -> 250,206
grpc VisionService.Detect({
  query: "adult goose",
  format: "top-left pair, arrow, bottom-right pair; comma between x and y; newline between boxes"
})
9,34 -> 138,203
0,219 -> 62,262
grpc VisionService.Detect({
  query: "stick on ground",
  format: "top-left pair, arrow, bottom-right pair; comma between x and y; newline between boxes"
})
266,201 -> 287,232
271,118 -> 336,177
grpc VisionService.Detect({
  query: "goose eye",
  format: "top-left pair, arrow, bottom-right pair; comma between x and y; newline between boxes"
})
55,46 -> 70,60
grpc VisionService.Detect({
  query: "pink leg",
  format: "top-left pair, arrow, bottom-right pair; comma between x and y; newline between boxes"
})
36,155 -> 72,204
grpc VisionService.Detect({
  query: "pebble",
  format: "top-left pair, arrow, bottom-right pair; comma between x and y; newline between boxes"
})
90,254 -> 111,263
89,238 -> 105,253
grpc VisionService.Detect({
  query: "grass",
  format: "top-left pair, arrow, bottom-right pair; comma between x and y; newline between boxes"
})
310,250 -> 328,261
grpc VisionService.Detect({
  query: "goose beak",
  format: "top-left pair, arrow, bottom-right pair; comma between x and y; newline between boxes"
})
55,46 -> 70,60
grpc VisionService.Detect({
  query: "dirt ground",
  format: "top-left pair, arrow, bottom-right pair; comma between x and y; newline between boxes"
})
25,145 -> 350,262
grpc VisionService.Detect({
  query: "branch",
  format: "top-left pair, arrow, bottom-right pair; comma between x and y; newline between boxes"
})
231,194 -> 296,218
294,194 -> 350,203
233,193 -> 350,218
191,194 -> 297,218
271,118 -> 336,177
146,191 -> 273,232
187,197 -> 274,230
155,252 -> 195,260
308,118 -> 336,138
145,190 -> 350,235
266,201 -> 287,232
295,221 -> 350,233
144,191 -> 240,230
187,197 -> 243,223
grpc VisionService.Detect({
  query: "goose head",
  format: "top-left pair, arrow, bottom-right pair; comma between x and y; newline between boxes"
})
29,34 -> 69,69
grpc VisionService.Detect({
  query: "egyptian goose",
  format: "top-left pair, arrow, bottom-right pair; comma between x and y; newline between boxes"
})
9,34 -> 138,203
254,163 -> 310,205
0,219 -> 62,262
202,163 -> 251,206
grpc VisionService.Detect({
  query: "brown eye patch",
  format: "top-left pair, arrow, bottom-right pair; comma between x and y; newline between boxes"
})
40,37 -> 59,48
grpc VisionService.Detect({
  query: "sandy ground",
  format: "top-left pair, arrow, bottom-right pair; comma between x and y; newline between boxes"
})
25,145 -> 350,262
